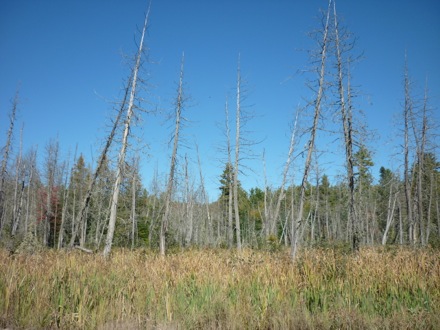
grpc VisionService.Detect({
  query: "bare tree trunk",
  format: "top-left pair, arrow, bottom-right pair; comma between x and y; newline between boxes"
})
403,56 -> 414,245
262,150 -> 271,238
148,167 -> 161,249
425,172 -> 433,243
233,56 -> 242,251
398,200 -> 404,245
332,0 -> 358,251
270,109 -> 299,237
70,70 -> 130,248
80,201 -> 88,247
195,143 -> 212,245
310,162 -> 321,244
159,53 -> 185,256
24,149 -> 37,235
94,191 -> 104,248
131,155 -> 139,249
103,7 -> 150,258
183,155 -> 194,246
291,0 -> 331,260
382,182 -> 398,245
416,84 -> 429,245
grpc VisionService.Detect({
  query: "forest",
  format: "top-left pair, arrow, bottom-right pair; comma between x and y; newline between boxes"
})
1,1 -> 439,329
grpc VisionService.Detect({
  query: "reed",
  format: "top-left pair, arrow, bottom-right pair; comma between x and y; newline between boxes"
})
1,247 -> 439,329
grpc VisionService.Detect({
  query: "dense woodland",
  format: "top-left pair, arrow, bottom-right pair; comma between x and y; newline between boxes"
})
0,1 -> 439,258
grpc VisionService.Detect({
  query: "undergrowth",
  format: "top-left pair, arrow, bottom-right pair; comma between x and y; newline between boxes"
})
0,247 -> 439,329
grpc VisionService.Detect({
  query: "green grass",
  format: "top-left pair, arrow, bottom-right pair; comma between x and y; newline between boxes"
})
1,247 -> 439,329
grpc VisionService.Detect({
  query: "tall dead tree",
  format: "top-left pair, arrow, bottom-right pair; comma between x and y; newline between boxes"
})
0,90 -> 19,240
233,56 -> 243,251
103,7 -> 150,258
69,73 -> 130,248
403,56 -> 414,245
413,81 -> 430,245
332,0 -> 359,251
291,0 -> 331,260
160,53 -> 185,256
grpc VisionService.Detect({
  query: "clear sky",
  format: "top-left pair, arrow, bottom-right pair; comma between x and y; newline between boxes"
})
1,0 -> 439,200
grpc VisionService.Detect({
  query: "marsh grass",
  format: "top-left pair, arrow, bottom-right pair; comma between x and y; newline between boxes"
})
1,247 -> 439,329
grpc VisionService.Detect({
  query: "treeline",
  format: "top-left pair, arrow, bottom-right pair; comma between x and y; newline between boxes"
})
0,145 -> 438,253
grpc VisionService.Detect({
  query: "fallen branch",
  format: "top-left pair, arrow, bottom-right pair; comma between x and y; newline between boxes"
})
74,246 -> 94,254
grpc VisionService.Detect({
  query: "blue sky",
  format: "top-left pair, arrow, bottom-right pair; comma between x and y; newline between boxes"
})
1,0 -> 439,200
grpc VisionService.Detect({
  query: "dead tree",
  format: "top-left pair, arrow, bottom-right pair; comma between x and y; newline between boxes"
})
291,0 -> 331,260
183,154 -> 195,246
195,143 -> 212,245
69,76 -> 129,248
382,180 -> 399,245
233,56 -> 243,251
268,108 -> 299,238
159,53 -> 185,256
413,81 -> 430,245
332,0 -> 359,251
103,6 -> 150,258
403,56 -> 414,245
130,155 -> 140,249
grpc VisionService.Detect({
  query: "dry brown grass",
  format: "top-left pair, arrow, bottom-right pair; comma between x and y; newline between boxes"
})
1,246 -> 439,329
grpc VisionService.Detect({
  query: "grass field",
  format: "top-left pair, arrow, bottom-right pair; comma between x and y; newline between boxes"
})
1,247 -> 439,329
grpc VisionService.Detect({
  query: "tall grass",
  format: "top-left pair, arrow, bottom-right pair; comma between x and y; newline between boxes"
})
1,247 -> 439,329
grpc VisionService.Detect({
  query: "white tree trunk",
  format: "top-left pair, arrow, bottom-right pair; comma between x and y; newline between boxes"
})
103,7 -> 149,258
160,53 -> 185,256
382,183 -> 398,245
292,0 -> 331,260
233,56 -> 242,251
